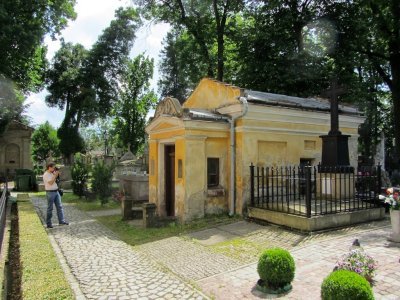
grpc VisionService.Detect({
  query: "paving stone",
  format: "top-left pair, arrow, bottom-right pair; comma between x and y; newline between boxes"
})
32,196 -> 399,300
31,197 -> 207,299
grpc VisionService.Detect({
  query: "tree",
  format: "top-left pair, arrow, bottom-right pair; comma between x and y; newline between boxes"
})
113,54 -> 157,153
31,121 -> 60,167
71,153 -> 90,197
331,0 -> 400,159
79,118 -> 117,154
0,75 -> 26,134
0,0 -> 76,93
91,161 -> 114,205
158,29 -> 207,102
135,0 -> 244,81
46,7 -> 141,160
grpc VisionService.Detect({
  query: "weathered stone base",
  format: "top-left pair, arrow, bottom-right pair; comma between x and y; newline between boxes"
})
248,207 -> 385,232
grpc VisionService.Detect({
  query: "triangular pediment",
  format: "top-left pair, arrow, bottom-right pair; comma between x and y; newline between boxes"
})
6,120 -> 34,132
146,116 -> 183,134
154,97 -> 182,118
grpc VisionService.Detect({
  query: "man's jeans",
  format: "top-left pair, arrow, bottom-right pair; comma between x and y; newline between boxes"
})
46,191 -> 66,226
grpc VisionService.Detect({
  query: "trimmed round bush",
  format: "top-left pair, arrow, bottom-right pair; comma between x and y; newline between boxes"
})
321,270 -> 374,300
257,248 -> 295,289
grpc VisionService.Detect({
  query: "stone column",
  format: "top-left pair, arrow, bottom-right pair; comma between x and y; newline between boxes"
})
143,203 -> 157,228
121,195 -> 134,220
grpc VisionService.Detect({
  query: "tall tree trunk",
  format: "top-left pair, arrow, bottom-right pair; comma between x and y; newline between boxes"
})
391,52 -> 400,160
177,0 -> 214,77
213,0 -> 230,81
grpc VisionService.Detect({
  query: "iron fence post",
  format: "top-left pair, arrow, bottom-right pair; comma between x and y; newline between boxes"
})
250,163 -> 255,206
305,166 -> 312,218
377,164 -> 382,206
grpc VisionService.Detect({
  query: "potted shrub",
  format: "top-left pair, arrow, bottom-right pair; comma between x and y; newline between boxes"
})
256,248 -> 295,294
379,187 -> 400,242
321,270 -> 374,300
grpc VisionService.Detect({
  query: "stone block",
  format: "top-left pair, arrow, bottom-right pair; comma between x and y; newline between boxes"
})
38,183 -> 45,192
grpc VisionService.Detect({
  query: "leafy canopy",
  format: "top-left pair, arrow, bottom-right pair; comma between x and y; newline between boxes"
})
113,54 -> 157,154
31,121 -> 60,164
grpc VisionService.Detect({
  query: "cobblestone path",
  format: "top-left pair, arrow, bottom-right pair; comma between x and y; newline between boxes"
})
32,197 -> 207,300
138,237 -> 242,281
197,224 -> 400,300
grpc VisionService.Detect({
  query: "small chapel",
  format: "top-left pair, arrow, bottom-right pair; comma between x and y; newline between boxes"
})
0,120 -> 34,179
145,78 -> 364,222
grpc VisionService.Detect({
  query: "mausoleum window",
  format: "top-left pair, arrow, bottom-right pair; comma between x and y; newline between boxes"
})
207,158 -> 219,187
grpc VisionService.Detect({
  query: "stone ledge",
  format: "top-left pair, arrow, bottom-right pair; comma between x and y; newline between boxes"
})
248,206 -> 386,232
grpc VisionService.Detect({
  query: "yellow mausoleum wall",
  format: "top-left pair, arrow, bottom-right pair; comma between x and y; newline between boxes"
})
146,78 -> 364,221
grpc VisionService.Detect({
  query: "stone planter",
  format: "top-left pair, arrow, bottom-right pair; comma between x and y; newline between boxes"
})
388,210 -> 400,243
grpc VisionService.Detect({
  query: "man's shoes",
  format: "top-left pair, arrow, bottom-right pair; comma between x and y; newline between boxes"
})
47,224 -> 53,228
59,222 -> 69,225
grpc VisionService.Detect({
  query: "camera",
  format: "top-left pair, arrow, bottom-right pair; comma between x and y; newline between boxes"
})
54,166 -> 60,171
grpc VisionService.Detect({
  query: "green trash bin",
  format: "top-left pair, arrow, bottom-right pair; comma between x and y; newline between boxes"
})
15,169 -> 36,191
16,175 -> 31,191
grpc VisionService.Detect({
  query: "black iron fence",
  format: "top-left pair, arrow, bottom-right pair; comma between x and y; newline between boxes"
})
250,164 -> 381,218
0,180 -> 8,253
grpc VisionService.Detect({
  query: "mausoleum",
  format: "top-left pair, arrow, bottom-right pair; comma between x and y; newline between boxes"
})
146,78 -> 364,222
0,120 -> 34,178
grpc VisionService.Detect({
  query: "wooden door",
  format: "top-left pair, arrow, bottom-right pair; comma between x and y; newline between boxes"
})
165,145 -> 175,216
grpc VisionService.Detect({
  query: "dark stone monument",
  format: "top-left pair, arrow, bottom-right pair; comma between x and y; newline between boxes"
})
319,79 -> 350,168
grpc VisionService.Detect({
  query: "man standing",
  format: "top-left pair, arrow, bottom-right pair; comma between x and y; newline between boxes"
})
43,162 -> 69,228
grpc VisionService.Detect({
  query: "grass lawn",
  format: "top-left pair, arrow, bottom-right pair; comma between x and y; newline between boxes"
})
29,191 -> 120,211
209,237 -> 270,263
96,214 -> 242,246
18,200 -> 74,299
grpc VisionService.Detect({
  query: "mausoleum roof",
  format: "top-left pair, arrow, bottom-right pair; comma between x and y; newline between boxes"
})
244,89 -> 360,115
183,108 -> 229,122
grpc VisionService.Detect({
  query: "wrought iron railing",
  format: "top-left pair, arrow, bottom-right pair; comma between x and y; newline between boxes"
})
250,164 -> 381,218
0,179 -> 8,253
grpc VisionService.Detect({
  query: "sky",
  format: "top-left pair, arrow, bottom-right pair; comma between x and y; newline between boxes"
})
25,0 -> 170,128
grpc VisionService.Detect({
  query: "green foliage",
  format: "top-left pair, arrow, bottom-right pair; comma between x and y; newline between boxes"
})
321,270 -> 374,300
91,161 -> 115,205
158,28 -> 208,102
46,7 -> 141,159
257,248 -> 295,289
57,124 -> 85,162
19,200 -> 74,299
0,0 -> 76,92
31,122 -> 60,165
71,153 -> 90,197
113,54 -> 157,153
79,118 -> 116,154
0,75 -> 27,134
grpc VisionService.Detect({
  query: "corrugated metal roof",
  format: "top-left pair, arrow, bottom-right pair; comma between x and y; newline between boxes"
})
244,89 -> 360,115
183,108 -> 229,122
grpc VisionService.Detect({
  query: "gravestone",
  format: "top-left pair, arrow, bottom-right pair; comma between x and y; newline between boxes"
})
318,79 -> 353,199
319,79 -> 350,168
117,148 -> 149,220
59,165 -> 72,189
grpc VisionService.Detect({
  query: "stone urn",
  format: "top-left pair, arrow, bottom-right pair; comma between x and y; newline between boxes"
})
389,210 -> 400,243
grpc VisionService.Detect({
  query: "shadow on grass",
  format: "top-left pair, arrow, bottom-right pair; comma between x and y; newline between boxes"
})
96,214 -> 242,247
29,191 -> 120,211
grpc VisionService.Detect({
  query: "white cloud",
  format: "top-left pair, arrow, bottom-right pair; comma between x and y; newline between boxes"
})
26,0 -> 169,128
25,91 -> 65,128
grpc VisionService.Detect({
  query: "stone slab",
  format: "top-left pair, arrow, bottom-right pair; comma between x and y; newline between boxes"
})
187,228 -> 238,246
216,221 -> 265,236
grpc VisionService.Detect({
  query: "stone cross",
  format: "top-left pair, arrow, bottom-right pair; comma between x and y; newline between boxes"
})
322,78 -> 346,136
